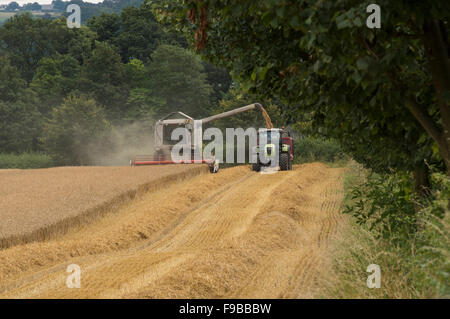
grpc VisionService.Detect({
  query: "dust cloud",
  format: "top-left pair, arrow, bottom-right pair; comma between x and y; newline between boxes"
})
82,121 -> 155,166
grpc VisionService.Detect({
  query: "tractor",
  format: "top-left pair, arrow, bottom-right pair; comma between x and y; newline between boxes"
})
251,128 -> 294,172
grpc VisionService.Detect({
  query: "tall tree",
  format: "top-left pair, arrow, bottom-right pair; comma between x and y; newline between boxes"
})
86,13 -> 121,43
6,2 -> 20,11
87,2 -> 187,63
41,94 -> 111,165
79,41 -> 128,120
0,56 -> 41,153
0,55 -> 26,103
203,62 -> 232,104
0,101 -> 42,153
51,0 -> 66,11
30,54 -> 81,117
123,59 -> 157,121
0,14 -> 74,82
87,4 -> 163,62
22,2 -> 42,11
144,44 -> 212,118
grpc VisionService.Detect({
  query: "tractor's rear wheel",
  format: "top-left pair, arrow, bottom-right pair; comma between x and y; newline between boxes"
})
280,153 -> 289,171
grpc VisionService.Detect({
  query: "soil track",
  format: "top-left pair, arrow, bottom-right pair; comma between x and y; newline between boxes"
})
0,163 -> 345,298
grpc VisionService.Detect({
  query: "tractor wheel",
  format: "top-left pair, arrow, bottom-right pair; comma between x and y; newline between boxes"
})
252,162 -> 261,172
209,160 -> 219,173
280,153 -> 289,171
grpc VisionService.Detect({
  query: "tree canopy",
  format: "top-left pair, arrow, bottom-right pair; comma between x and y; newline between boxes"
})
41,94 -> 111,165
0,3 -> 233,164
0,14 -> 74,82
145,44 -> 213,118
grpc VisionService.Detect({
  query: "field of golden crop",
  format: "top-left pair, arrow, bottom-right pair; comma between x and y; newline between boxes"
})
0,165 -> 208,249
0,163 -> 348,298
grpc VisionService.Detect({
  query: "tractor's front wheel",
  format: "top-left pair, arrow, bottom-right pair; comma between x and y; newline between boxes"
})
209,160 -> 219,173
252,162 -> 261,172
280,153 -> 289,171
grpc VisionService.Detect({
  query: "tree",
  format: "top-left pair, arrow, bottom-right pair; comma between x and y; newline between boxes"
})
125,88 -> 158,122
203,62 -> 232,104
79,41 -> 128,120
66,26 -> 97,64
0,101 -> 42,153
123,59 -> 158,121
0,59 -> 42,154
51,0 -> 66,11
144,44 -> 212,118
86,13 -> 121,43
0,55 -> 42,153
86,2 -> 188,63
153,0 -> 450,180
6,2 -> 20,11
30,54 -> 81,117
81,41 -> 125,87
123,58 -> 146,88
87,3 -> 176,63
101,0 -> 145,14
115,4 -> 164,62
0,55 -> 27,103
41,94 -> 111,165
0,14 -> 74,82
22,2 -> 42,11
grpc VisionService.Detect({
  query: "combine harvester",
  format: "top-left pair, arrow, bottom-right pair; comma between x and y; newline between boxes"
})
131,103 -> 294,173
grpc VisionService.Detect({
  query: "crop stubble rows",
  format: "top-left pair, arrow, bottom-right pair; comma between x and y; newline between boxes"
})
0,165 -> 208,249
0,163 -> 346,298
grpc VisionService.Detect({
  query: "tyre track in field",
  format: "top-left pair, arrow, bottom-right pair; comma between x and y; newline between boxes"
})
149,171 -> 289,252
0,163 -> 346,298
234,167 -> 345,298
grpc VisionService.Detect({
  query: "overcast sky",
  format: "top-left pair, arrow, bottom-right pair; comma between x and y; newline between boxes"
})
0,0 -> 103,4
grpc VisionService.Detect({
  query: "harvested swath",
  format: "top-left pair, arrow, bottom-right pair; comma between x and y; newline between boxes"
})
0,165 -> 208,249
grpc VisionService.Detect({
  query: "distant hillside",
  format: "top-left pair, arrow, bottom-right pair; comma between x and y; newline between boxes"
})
0,0 -> 145,25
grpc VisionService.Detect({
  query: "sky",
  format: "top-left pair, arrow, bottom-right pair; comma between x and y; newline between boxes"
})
0,0 -> 103,4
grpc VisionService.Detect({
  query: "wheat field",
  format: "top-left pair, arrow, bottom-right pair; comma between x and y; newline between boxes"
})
0,165 -> 208,249
0,163 -> 348,298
